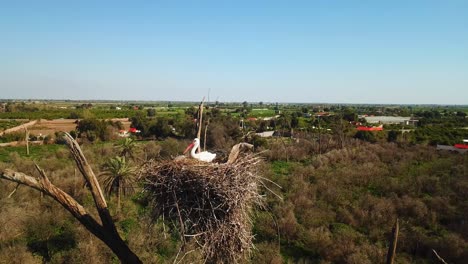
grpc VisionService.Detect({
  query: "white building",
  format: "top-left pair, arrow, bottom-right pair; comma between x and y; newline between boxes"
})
364,116 -> 418,126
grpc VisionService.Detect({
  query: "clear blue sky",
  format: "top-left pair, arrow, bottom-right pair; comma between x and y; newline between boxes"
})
1,0 -> 467,104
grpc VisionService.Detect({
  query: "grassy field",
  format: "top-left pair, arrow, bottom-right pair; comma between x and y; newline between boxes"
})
250,109 -> 276,117
0,144 -> 66,162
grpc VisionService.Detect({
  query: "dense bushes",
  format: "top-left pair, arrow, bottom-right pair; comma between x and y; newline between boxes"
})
0,120 -> 24,131
410,126 -> 468,145
0,132 -> 25,143
130,112 -> 195,139
1,132 -> 468,263
76,118 -> 122,142
253,142 -> 468,263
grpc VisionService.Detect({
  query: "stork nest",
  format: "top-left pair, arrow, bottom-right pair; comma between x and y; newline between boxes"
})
140,154 -> 265,263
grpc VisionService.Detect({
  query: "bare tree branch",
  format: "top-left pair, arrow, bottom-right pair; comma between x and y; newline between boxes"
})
1,169 -> 42,192
386,218 -> 399,264
7,183 -> 20,198
63,133 -> 107,206
227,143 -> 254,164
203,118 -> 210,152
0,134 -> 143,264
1,168 -> 103,238
24,125 -> 29,156
432,249 -> 449,264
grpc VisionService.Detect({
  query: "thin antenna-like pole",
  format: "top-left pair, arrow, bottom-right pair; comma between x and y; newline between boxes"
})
24,126 -> 29,156
196,97 -> 205,153
318,116 -> 321,155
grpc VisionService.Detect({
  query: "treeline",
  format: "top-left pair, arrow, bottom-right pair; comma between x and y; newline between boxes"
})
128,108 -> 242,150
2,102 -> 467,146
0,109 -> 136,120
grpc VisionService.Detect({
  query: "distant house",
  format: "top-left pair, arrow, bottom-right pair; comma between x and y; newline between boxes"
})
129,127 -> 141,133
437,140 -> 468,153
356,125 -> 383,131
118,127 -> 141,137
315,112 -> 333,117
364,116 -> 418,126
256,131 -> 275,138
454,139 -> 468,149
262,115 -> 280,121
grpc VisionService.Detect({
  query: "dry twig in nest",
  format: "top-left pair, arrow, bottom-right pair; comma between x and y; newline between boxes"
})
140,154 -> 264,263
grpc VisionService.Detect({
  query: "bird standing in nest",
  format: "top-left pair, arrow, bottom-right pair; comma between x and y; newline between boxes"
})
183,138 -> 217,162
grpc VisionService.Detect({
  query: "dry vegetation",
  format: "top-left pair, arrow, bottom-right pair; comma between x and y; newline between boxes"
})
254,141 -> 468,263
0,134 -> 467,263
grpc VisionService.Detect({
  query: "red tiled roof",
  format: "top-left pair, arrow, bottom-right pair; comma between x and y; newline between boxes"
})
356,126 -> 383,131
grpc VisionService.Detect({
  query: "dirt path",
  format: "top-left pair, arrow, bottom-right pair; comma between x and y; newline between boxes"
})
1,118 -> 132,138
0,120 -> 38,136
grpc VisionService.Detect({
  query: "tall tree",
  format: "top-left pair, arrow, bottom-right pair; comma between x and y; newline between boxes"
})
100,156 -> 136,214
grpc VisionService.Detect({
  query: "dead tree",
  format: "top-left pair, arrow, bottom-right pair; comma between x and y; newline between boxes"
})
24,125 -> 29,156
227,142 -> 254,164
386,218 -> 399,264
196,97 -> 205,153
432,249 -> 449,264
203,118 -> 210,152
0,133 -> 142,264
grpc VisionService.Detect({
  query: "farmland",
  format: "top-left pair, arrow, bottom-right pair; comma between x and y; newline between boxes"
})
0,119 -> 27,132
26,119 -> 131,137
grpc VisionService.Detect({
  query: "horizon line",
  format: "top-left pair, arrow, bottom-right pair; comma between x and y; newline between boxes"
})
0,98 -> 467,107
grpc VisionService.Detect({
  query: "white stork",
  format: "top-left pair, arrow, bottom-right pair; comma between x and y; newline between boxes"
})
183,138 -> 216,162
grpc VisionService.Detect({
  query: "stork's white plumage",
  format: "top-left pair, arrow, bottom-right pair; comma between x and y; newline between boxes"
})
183,138 -> 216,162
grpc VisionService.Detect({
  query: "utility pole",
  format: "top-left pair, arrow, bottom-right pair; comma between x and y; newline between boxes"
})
318,116 -> 321,155
24,126 -> 29,156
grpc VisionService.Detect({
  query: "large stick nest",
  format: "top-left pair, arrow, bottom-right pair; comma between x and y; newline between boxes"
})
140,154 -> 264,263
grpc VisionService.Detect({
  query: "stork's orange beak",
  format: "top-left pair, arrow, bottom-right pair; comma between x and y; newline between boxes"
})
183,142 -> 195,154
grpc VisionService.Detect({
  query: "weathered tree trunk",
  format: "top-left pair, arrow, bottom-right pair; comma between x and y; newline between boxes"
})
227,143 -> 254,164
386,218 -> 399,264
24,126 -> 29,156
0,133 -> 142,264
203,118 -> 210,152
117,184 -> 121,215
432,249 -> 448,264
